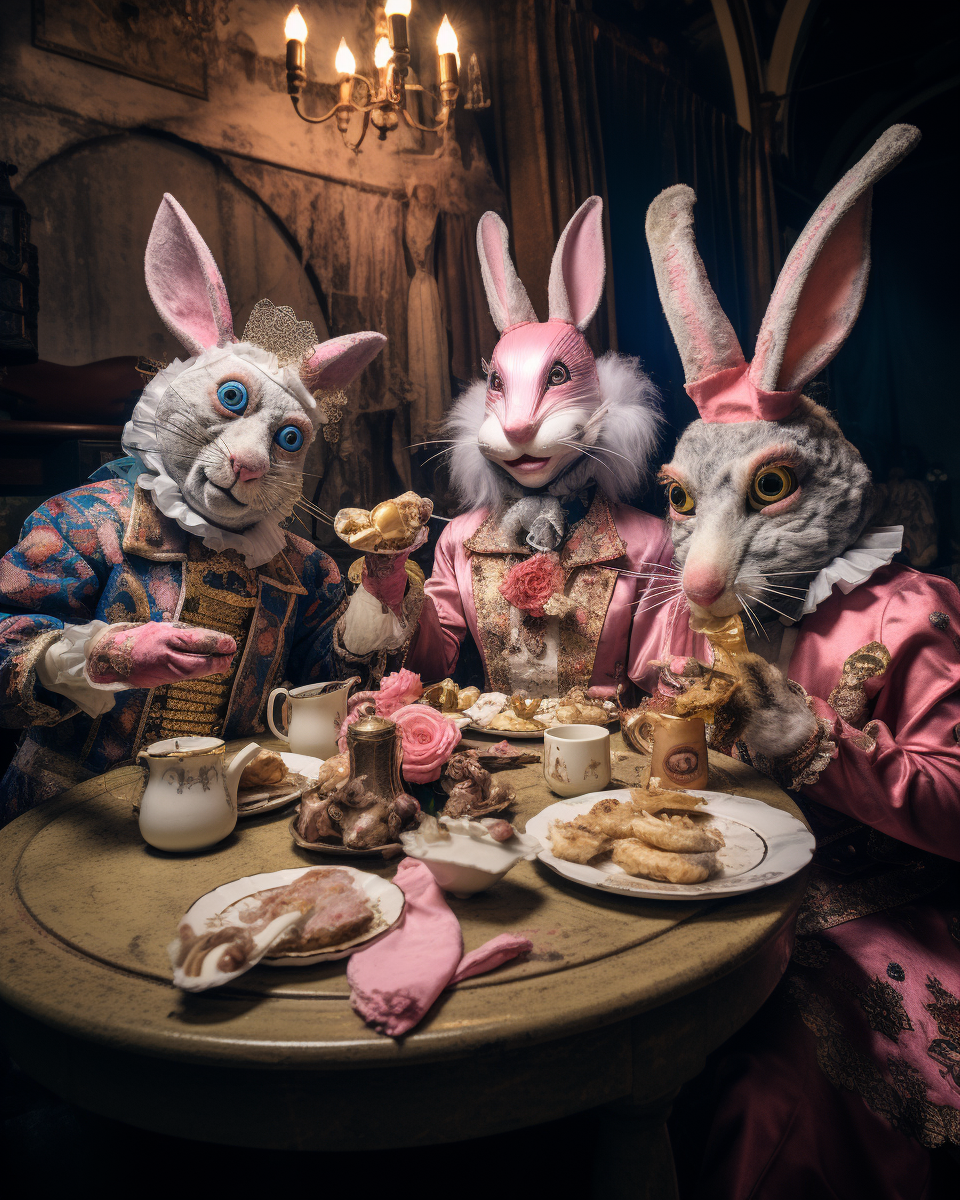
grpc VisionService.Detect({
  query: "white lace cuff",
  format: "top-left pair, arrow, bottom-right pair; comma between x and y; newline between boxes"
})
35,621 -> 128,718
340,587 -> 410,656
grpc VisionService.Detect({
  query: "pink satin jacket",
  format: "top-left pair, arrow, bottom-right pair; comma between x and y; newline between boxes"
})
406,493 -> 675,696
650,564 -> 960,861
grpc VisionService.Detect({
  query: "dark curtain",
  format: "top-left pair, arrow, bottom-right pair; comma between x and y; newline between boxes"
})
488,1 -> 779,502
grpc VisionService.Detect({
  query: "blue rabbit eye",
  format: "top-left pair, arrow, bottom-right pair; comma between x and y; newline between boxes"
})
275,424 -> 304,452
217,381 -> 248,412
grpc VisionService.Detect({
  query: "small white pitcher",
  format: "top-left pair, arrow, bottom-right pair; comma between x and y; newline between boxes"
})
136,737 -> 260,852
267,677 -> 360,760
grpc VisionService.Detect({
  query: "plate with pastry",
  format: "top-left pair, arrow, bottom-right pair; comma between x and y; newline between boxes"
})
171,865 -> 405,987
463,689 -> 619,739
234,749 -> 323,817
525,778 -> 814,899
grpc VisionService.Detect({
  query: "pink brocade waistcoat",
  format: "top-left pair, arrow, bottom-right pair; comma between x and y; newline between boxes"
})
406,492 -> 675,696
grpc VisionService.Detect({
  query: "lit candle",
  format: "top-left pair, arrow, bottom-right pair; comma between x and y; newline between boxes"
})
374,36 -> 393,70
285,6 -> 308,96
335,37 -> 356,109
384,0 -> 411,55
436,15 -> 459,96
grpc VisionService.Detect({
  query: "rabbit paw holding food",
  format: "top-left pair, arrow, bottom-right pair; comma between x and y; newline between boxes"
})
736,653 -> 817,759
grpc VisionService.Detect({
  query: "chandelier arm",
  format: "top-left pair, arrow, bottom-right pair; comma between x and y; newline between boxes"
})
290,95 -> 344,126
343,110 -> 371,152
401,105 -> 452,135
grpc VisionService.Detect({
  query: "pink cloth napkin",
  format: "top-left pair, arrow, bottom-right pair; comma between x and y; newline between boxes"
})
347,859 -> 532,1037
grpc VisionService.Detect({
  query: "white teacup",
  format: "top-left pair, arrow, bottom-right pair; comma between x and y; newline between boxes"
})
543,725 -> 612,798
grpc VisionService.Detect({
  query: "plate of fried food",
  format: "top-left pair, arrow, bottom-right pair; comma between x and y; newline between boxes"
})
170,865 -> 405,990
463,689 -> 619,738
525,778 -> 814,899
234,748 -> 320,817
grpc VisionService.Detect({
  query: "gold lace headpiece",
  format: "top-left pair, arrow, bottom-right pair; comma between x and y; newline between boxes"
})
242,299 -> 318,368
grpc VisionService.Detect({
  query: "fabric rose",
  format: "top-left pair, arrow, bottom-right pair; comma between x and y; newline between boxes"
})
498,552 -> 564,619
375,668 -> 423,718
390,703 -> 462,784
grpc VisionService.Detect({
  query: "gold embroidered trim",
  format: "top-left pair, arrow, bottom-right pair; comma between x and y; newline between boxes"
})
827,641 -> 892,729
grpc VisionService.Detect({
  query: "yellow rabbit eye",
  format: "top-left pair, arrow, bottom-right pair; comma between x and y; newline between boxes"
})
667,482 -> 695,515
749,465 -> 797,509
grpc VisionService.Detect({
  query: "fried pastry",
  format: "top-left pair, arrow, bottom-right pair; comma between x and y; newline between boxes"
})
578,796 -> 641,839
628,779 -> 706,816
548,820 -> 611,864
630,810 -> 724,853
488,710 -> 546,732
611,838 -> 718,884
239,748 -> 286,788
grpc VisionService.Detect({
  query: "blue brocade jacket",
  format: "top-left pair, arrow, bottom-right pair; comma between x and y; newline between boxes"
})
0,474 -> 345,822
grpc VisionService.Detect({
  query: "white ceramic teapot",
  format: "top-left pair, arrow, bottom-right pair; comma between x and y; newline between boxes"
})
136,737 -> 260,852
267,677 -> 360,759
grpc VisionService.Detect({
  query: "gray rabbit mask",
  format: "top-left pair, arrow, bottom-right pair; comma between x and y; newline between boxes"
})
645,125 -> 920,627
124,194 -> 386,565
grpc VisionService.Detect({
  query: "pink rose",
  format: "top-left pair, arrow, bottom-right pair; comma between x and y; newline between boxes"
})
498,552 -> 564,619
375,668 -> 423,718
390,703 -> 462,784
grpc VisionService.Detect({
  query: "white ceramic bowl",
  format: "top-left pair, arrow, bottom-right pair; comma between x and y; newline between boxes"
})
400,818 -> 540,898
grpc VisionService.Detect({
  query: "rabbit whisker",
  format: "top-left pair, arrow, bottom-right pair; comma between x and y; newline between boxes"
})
629,593 -> 686,614
742,582 -> 809,600
562,438 -> 637,469
742,590 -> 795,623
736,593 -> 769,641
739,570 -> 821,577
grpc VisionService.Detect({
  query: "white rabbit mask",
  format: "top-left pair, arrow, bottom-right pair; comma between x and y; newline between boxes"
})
645,125 -> 919,625
123,194 -> 385,566
444,197 -> 661,546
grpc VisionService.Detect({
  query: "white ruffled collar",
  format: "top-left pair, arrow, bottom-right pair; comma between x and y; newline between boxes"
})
796,526 -> 904,618
122,346 -> 313,568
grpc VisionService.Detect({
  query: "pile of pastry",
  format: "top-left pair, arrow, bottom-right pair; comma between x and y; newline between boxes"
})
548,779 -> 724,883
464,687 -> 617,732
335,491 -> 433,552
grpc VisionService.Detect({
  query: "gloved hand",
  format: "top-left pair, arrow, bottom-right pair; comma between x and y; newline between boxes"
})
86,622 -> 236,689
737,654 -> 818,758
360,526 -> 429,616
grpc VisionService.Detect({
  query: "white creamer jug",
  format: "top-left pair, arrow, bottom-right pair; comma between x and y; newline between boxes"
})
136,737 -> 259,852
267,677 -> 359,759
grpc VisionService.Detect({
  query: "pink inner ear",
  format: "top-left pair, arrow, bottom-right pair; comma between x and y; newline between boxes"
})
559,205 -> 605,328
302,333 -> 387,390
772,197 -> 871,391
145,195 -> 234,356
479,217 -> 510,313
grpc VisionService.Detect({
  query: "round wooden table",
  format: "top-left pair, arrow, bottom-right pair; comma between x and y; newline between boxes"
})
0,734 -> 808,1199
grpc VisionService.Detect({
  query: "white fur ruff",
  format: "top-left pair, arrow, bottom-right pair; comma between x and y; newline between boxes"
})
122,345 -> 314,568
445,352 -> 662,511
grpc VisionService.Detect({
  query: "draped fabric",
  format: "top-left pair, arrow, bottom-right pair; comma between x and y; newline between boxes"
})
487,0 -> 780,478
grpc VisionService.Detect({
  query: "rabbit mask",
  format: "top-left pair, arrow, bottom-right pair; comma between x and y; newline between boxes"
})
123,194 -> 385,566
645,125 -> 919,625
445,197 -> 661,537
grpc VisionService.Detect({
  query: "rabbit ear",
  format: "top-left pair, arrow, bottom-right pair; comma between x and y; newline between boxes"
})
751,125 -> 920,393
301,331 -> 387,391
645,185 -> 745,384
476,212 -> 537,332
548,195 -> 606,330
145,194 -> 235,357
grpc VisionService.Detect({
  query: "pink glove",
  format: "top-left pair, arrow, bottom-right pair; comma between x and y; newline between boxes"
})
86,621 -> 236,689
361,526 -> 429,616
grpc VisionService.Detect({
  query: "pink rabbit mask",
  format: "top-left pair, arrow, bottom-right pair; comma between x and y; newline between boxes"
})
476,197 -> 607,490
124,194 -> 385,561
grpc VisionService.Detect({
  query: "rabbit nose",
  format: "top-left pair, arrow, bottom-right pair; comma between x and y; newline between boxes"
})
501,418 -> 539,445
683,564 -> 726,606
230,455 -> 267,483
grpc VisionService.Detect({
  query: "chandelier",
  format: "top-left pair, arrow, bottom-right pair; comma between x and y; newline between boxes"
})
284,3 -> 483,151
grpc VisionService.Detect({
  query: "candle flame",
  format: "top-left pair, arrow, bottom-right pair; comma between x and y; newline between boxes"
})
284,5 -> 308,42
384,0 -> 412,15
335,37 -> 356,76
436,15 -> 459,65
374,36 -> 393,69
